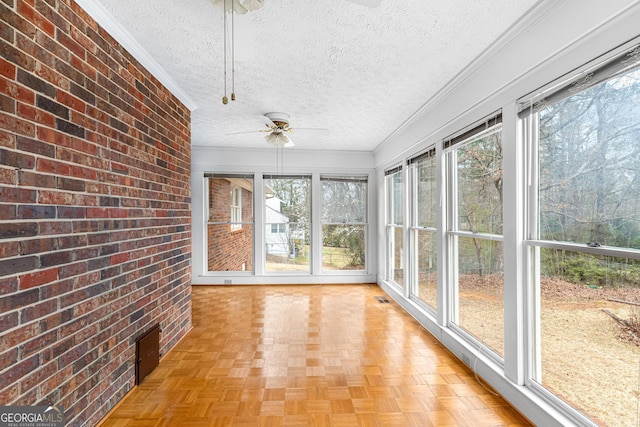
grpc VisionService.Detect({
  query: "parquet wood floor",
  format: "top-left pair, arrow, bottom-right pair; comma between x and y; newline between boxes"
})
100,284 -> 531,426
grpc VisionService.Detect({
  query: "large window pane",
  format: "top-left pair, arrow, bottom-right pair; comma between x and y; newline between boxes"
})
410,152 -> 437,308
322,225 -> 365,270
447,119 -> 503,357
457,130 -> 503,235
538,67 -> 640,247
389,225 -> 404,286
322,176 -> 367,272
264,176 -> 311,273
386,169 -> 404,286
206,175 -> 254,272
530,57 -> 640,426
415,153 -> 437,229
388,170 -> 403,226
456,237 -> 503,356
413,228 -> 437,307
535,248 -> 640,426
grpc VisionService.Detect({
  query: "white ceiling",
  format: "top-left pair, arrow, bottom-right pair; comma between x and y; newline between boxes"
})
93,0 -> 540,151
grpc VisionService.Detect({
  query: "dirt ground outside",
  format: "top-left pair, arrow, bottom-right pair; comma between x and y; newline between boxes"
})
426,274 -> 640,427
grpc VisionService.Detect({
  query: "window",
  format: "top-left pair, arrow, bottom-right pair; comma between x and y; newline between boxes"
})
205,174 -> 254,272
231,185 -> 242,230
522,44 -> 640,426
270,224 -> 285,233
264,175 -> 311,273
409,148 -> 437,309
321,176 -> 367,271
445,114 -> 504,357
386,166 -> 404,287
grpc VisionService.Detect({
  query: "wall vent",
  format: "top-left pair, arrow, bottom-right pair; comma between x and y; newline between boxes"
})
135,323 -> 160,385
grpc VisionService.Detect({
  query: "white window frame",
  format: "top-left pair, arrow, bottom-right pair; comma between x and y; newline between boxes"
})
320,175 -> 368,273
230,185 -> 242,231
443,114 -> 505,363
518,41 -> 640,426
408,147 -> 438,312
385,166 -> 404,287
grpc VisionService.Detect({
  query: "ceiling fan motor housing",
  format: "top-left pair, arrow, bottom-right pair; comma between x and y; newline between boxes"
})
265,112 -> 290,128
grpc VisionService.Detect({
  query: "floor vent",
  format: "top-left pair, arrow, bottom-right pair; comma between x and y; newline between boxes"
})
375,296 -> 390,304
135,323 -> 160,385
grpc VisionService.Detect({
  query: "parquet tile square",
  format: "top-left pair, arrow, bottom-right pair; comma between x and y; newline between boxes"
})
99,285 -> 531,426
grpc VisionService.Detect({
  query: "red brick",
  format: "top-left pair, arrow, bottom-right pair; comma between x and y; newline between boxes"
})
0,167 -> 17,185
0,110 -> 36,136
0,311 -> 19,333
34,62 -> 69,91
57,30 -> 85,59
0,186 -> 37,203
18,170 -> 56,188
19,267 -> 58,289
19,359 -> 57,392
17,102 -> 56,126
109,208 -> 127,218
86,207 -> 108,218
0,348 -> 19,372
59,261 -> 88,279
57,89 -> 85,112
0,322 -> 40,353
69,165 -> 97,181
1,1 -> 192,421
110,253 -> 129,265
0,354 -> 39,389
0,241 -> 20,258
1,75 -> 36,104
36,158 -> 70,175
0,58 -> 16,79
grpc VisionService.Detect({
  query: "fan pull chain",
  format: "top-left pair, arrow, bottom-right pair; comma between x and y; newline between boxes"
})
230,0 -> 236,101
222,0 -> 228,104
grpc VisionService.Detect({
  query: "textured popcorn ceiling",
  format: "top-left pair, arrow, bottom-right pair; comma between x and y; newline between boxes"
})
95,0 -> 539,151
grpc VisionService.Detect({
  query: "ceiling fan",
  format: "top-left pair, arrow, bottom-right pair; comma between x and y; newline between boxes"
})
226,112 -> 328,147
345,0 -> 382,7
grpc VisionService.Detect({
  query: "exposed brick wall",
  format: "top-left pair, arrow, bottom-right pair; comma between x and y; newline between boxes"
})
207,179 -> 253,271
0,1 -> 192,425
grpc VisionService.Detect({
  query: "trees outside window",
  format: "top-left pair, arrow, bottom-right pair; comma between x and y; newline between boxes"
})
446,119 -> 504,357
525,50 -> 640,426
386,168 -> 404,287
321,176 -> 367,271
409,149 -> 438,309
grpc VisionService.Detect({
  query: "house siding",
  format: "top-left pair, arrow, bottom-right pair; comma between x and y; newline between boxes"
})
0,1 -> 192,425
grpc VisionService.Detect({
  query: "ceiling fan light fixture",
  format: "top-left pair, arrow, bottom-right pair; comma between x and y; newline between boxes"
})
265,132 -> 293,147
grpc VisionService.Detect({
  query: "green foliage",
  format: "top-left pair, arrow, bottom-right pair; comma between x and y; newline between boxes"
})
323,225 -> 365,267
542,250 -> 640,288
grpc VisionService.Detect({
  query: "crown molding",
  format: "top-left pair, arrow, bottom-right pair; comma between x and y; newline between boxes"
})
74,0 -> 198,112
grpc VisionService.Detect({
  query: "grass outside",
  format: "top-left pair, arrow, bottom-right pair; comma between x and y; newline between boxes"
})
414,275 -> 640,427
266,246 -> 364,271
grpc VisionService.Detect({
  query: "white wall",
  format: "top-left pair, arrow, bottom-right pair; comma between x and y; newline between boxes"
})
191,146 -> 377,284
373,1 -> 640,426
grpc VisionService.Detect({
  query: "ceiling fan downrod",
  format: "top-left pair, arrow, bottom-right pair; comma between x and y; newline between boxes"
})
221,0 -> 236,104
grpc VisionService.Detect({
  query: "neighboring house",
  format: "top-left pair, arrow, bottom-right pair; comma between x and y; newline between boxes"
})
265,196 -> 293,257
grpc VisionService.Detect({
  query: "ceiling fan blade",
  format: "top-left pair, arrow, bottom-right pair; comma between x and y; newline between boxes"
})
224,130 -> 264,136
291,128 -> 330,133
344,0 -> 382,8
